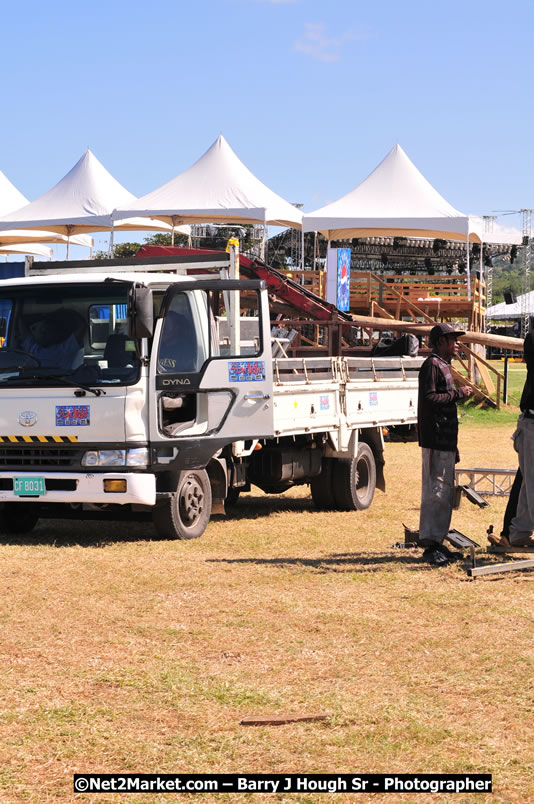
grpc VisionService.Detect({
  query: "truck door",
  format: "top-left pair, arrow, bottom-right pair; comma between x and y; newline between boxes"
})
148,279 -> 274,449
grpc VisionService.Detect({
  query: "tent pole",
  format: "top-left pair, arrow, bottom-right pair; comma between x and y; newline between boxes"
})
109,221 -> 115,258
66,224 -> 72,261
171,216 -> 176,246
301,228 -> 305,270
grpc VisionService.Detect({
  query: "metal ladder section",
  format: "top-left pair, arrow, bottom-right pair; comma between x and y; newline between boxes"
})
454,468 -> 516,497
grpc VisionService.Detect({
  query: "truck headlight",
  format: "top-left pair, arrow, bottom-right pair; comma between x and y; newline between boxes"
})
82,449 -> 126,467
126,448 -> 149,467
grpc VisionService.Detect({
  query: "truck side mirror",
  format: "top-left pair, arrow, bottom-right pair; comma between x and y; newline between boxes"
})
130,286 -> 154,339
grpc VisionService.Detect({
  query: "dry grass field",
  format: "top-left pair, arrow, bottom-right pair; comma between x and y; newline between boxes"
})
1,385 -> 533,802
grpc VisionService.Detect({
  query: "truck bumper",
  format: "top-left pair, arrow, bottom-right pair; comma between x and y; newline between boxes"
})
0,472 -> 156,506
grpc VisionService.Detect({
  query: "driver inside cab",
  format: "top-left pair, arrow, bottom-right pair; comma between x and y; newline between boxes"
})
19,311 -> 85,370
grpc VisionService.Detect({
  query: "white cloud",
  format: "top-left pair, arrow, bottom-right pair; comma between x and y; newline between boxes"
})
294,22 -> 367,62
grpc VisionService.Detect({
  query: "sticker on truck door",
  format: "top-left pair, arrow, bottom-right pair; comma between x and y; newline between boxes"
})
56,405 -> 90,426
228,361 -> 266,383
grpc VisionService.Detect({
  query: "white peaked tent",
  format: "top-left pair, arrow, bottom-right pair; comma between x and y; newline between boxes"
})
114,134 -> 303,230
303,144 -> 473,241
0,151 -> 189,244
303,144 -> 524,296
0,150 -> 130,235
0,169 -> 93,250
0,170 -> 28,215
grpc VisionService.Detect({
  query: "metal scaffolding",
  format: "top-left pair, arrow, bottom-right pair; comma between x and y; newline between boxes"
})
521,209 -> 533,338
483,216 -> 497,319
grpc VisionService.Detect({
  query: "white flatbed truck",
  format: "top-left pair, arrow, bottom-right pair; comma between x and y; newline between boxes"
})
0,254 -> 422,539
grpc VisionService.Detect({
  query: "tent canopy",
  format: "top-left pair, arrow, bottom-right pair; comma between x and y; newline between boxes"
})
0,150 -> 189,238
0,243 -> 53,258
0,229 -> 93,248
487,290 -> 534,320
0,167 -> 95,248
114,134 -> 302,230
0,150 -> 135,234
0,170 -> 29,217
468,216 -> 521,247
303,144 -> 478,241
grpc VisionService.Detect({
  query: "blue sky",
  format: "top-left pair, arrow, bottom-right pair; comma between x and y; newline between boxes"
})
1,0 -> 532,256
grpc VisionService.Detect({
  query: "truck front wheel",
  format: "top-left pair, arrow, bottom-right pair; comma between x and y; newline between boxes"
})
333,444 -> 376,511
0,503 -> 40,535
153,470 -> 212,540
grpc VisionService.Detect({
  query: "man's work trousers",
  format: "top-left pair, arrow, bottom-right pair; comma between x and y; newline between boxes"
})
419,447 -> 456,546
509,415 -> 534,545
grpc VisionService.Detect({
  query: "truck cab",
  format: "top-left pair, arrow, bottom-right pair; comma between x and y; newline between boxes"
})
0,263 -> 274,539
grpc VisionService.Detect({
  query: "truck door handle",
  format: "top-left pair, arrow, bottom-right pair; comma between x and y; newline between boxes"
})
244,392 -> 271,400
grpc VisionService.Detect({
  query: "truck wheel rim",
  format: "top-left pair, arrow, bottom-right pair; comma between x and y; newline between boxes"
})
179,476 -> 205,525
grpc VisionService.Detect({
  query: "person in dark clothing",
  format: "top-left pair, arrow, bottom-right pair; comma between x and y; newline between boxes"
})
489,329 -> 534,547
418,322 -> 473,566
500,468 -> 523,541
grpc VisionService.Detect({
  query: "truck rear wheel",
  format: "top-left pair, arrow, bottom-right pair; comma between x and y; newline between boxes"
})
310,458 -> 336,510
333,444 -> 376,511
0,503 -> 40,534
153,470 -> 212,540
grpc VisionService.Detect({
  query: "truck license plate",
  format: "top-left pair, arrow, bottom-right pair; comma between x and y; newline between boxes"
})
13,476 -> 46,496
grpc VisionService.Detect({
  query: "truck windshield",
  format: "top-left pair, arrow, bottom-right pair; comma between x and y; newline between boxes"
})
0,283 -> 141,387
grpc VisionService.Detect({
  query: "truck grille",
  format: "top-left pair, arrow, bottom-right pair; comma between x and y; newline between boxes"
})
0,446 -> 80,469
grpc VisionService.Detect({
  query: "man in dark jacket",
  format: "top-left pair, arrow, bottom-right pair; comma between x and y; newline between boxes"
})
418,323 -> 473,566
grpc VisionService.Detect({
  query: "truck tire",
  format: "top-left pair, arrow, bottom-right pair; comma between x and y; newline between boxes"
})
333,443 -> 376,511
0,503 -> 39,534
153,470 -> 212,540
310,458 -> 336,510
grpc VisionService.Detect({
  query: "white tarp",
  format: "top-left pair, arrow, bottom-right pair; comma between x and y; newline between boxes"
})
114,135 -> 303,229
0,150 -> 189,238
487,290 -> 534,320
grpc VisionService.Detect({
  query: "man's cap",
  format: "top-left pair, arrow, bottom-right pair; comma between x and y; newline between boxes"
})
429,322 -> 465,344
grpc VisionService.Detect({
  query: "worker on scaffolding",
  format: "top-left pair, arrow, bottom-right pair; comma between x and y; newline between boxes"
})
418,323 -> 473,566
